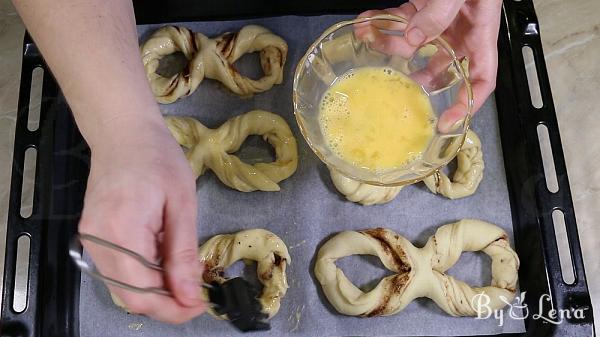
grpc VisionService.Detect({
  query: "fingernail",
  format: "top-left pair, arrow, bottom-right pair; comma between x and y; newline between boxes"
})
438,117 -> 452,133
438,117 -> 463,133
182,279 -> 201,301
407,28 -> 426,46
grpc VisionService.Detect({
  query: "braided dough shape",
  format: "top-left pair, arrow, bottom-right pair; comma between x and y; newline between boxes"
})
315,219 -> 519,317
141,25 -> 287,103
199,229 -> 290,319
330,169 -> 403,206
165,110 -> 298,192
329,129 -> 483,205
423,129 -> 484,199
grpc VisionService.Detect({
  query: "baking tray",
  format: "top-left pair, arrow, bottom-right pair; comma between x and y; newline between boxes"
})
0,1 -> 595,336
79,14 -> 518,337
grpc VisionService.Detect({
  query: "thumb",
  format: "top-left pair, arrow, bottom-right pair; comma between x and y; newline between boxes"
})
405,0 -> 465,46
162,191 -> 204,307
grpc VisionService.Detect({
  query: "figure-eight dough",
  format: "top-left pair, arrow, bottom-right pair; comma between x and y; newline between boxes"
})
141,25 -> 288,103
330,129 -> 484,205
199,229 -> 291,319
165,110 -> 298,192
315,219 -> 519,317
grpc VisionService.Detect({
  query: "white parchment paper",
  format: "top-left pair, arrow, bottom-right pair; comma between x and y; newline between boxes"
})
79,15 -> 525,337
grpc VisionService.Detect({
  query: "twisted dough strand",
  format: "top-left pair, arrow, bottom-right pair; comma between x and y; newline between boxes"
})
329,130 -> 484,205
141,26 -> 205,104
425,220 -> 519,316
329,169 -> 403,205
198,229 -> 291,319
141,25 -> 287,103
315,229 -> 415,317
315,219 -> 519,317
166,110 -> 298,192
423,129 -> 484,199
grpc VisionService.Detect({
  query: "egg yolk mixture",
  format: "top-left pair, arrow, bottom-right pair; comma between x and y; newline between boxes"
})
319,67 -> 435,171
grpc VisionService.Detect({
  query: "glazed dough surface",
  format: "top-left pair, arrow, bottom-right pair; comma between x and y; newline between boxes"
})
198,229 -> 291,319
166,110 -> 298,192
329,169 -> 403,205
423,129 -> 484,199
329,130 -> 484,204
141,25 -> 287,103
314,219 -> 519,317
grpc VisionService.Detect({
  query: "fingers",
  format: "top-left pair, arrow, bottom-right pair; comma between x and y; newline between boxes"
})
355,9 -> 395,44
108,283 -> 206,324
438,95 -> 469,133
405,0 -> 465,46
469,54 -> 498,114
163,183 -> 204,308
438,33 -> 498,133
80,220 -> 205,324
355,7 -> 417,57
79,173 -> 205,324
358,7 -> 414,27
357,2 -> 460,57
367,32 -> 415,58
409,49 -> 454,90
438,78 -> 495,133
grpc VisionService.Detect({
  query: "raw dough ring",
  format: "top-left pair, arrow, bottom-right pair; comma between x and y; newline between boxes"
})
315,219 -> 519,317
329,169 -> 403,206
423,129 -> 484,199
165,110 -> 298,192
329,129 -> 484,205
141,25 -> 288,103
199,229 -> 291,319
140,26 -> 205,104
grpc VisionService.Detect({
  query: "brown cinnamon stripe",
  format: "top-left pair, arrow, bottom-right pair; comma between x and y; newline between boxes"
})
261,269 -> 273,281
216,32 -> 238,59
361,228 -> 411,274
203,265 -> 225,284
260,254 -> 286,281
190,32 -> 199,51
273,253 -> 283,267
366,273 -> 411,317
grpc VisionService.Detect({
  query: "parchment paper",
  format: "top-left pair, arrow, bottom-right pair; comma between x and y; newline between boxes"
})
79,15 -> 525,337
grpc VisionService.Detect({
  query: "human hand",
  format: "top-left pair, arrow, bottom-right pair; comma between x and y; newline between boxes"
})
359,0 -> 503,132
78,114 -> 206,324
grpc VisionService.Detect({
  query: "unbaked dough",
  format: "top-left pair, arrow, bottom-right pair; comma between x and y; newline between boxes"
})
314,219 -> 519,317
165,110 -> 298,192
198,229 -> 291,319
329,129 -> 484,204
423,129 -> 484,199
329,169 -> 403,205
141,25 -> 287,103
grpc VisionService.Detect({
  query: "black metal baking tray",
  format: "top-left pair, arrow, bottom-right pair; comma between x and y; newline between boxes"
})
0,1 -> 595,336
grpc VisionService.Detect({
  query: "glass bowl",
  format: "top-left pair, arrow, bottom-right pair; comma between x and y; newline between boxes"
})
293,14 -> 473,186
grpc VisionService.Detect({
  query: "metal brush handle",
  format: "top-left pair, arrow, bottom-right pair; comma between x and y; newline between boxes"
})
69,234 -> 175,297
69,234 -> 271,333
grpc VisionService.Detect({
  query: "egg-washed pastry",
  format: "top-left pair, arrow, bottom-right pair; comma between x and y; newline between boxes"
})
141,25 -> 287,103
423,129 -> 484,199
329,169 -> 403,206
199,229 -> 291,319
165,110 -> 298,192
314,219 -> 519,317
329,129 -> 484,205
110,292 -> 126,311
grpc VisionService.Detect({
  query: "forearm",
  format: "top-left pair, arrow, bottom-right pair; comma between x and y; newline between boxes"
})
12,0 -> 161,150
